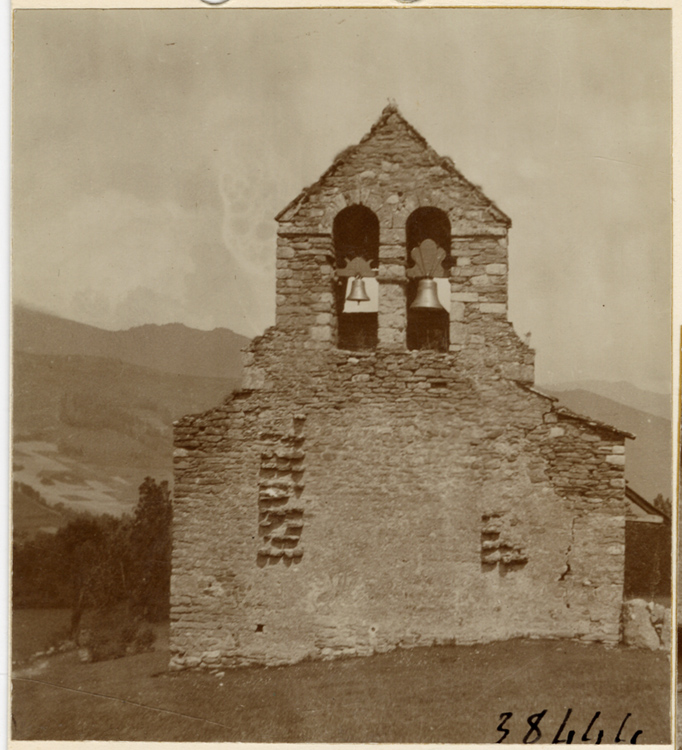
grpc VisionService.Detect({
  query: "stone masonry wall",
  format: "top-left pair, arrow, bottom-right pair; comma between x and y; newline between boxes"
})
170,335 -> 627,670
170,106 -> 627,671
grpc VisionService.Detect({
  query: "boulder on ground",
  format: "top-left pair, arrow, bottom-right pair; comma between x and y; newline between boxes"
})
622,599 -> 661,650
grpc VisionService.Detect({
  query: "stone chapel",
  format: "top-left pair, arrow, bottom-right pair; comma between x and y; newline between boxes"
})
169,104 -> 631,671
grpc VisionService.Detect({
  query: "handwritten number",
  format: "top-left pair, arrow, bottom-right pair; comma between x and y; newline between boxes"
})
497,712 -> 513,743
582,712 -> 604,744
496,709 -> 639,744
615,713 -> 631,743
552,708 -> 575,744
523,710 -> 547,744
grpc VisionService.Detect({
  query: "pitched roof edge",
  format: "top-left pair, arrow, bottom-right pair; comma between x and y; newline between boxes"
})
553,405 -> 636,440
275,140 -> 363,222
517,382 -> 635,439
275,103 -> 511,225
518,384 -> 558,402
437,156 -> 511,226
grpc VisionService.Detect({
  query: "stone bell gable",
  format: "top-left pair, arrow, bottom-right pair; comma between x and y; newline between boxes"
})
170,105 -> 631,672
276,104 -> 510,231
270,104 -> 524,373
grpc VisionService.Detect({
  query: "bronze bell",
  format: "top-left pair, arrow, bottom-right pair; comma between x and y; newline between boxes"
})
346,275 -> 370,303
411,278 -> 446,311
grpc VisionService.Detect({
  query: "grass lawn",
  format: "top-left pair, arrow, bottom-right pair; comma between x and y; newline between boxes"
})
11,609 -> 72,665
11,614 -> 672,743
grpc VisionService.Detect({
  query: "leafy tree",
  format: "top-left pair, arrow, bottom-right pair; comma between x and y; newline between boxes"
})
13,477 -> 173,638
652,493 -> 672,520
128,477 -> 172,621
12,532 -> 71,608
57,514 -> 128,636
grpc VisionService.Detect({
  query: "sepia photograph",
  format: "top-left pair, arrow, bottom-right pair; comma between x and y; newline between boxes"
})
9,5 -> 673,744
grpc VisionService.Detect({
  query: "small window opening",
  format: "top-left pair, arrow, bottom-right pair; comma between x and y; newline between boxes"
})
333,206 -> 380,351
255,623 -> 265,633
406,208 -> 451,352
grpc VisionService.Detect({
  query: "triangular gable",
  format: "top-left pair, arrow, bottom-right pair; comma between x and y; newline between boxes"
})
275,103 -> 511,226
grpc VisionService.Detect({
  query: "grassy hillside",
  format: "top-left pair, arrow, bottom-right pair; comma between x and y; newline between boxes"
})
13,308 -> 669,524
13,351 -> 238,520
12,483 -> 69,543
543,387 -> 671,502
12,305 -> 247,526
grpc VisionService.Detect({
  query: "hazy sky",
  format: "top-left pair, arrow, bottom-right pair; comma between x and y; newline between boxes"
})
12,8 -> 671,392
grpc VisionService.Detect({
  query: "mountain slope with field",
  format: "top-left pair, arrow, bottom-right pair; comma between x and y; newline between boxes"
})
13,307 -> 247,525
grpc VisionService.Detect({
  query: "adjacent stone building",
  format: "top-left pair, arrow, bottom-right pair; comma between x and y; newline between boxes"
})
623,485 -> 671,602
170,104 -> 632,670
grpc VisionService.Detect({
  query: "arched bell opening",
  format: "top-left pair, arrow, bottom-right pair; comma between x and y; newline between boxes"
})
405,207 -> 451,352
333,205 -> 380,351
405,207 -> 451,262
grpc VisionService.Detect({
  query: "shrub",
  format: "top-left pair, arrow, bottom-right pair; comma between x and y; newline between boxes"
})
82,613 -> 157,663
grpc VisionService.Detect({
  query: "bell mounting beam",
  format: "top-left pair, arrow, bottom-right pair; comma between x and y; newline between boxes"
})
336,256 -> 377,278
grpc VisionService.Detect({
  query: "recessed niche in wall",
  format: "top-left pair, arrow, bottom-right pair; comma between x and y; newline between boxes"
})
480,512 -> 528,572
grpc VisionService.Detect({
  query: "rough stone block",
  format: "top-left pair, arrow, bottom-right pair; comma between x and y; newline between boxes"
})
450,301 -> 465,322
622,599 -> 661,650
449,321 -> 466,345
378,264 -> 405,280
242,367 -> 265,390
479,303 -> 506,314
310,326 -> 332,342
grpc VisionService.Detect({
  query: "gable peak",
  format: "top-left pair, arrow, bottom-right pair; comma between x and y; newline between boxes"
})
276,104 -> 511,227
362,101 -> 429,148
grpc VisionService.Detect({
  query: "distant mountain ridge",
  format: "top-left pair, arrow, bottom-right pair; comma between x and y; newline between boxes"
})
543,380 -> 671,421
13,304 -> 249,380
